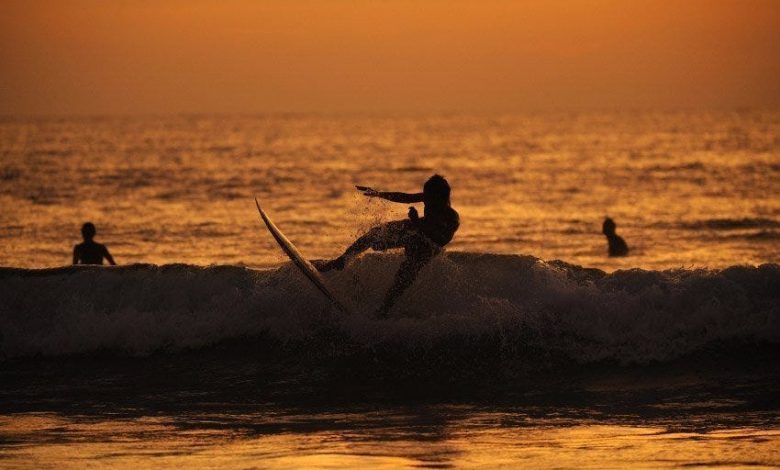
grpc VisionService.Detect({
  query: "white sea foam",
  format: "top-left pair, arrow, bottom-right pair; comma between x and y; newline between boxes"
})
1,253 -> 778,362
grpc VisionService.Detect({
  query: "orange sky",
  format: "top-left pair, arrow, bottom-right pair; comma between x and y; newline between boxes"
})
1,0 -> 778,115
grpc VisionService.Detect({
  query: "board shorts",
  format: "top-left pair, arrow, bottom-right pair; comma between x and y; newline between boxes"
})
367,219 -> 441,259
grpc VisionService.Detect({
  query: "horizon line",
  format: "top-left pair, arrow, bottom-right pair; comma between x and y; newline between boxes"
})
1,105 -> 777,120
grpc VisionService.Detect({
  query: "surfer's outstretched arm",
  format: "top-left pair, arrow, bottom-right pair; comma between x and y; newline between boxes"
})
356,186 -> 423,204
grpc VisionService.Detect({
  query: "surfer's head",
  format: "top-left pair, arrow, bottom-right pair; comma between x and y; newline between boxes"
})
81,222 -> 96,241
423,174 -> 451,206
602,217 -> 616,236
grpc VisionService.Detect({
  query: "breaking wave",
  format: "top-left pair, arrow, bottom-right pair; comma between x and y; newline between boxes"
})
1,253 -> 778,366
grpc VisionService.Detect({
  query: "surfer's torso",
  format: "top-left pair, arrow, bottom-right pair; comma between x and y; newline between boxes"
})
74,241 -> 110,265
606,234 -> 629,257
420,205 -> 460,247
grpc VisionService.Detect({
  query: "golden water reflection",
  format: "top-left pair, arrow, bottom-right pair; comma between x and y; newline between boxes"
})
1,413 -> 778,469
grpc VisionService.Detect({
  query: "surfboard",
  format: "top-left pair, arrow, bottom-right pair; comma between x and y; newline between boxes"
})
254,198 -> 352,315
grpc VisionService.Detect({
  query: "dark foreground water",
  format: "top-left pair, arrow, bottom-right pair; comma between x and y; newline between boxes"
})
1,342 -> 778,469
1,257 -> 779,468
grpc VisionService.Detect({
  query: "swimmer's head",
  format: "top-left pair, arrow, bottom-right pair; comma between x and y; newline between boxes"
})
602,217 -> 616,235
81,222 -> 96,241
423,174 -> 451,206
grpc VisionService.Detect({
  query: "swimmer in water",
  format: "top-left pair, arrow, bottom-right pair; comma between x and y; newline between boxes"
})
73,222 -> 116,265
602,217 -> 629,257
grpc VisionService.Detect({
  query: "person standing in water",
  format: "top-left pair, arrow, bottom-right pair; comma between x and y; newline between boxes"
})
602,217 -> 629,257
73,222 -> 116,265
317,174 -> 459,317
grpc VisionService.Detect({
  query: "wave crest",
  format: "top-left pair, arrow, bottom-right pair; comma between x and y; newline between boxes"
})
1,254 -> 778,364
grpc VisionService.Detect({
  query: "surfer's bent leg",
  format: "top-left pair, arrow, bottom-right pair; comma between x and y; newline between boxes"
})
376,243 -> 437,317
317,220 -> 410,271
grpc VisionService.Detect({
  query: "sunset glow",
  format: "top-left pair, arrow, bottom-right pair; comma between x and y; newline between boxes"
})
2,0 -> 779,115
1,1 -> 778,469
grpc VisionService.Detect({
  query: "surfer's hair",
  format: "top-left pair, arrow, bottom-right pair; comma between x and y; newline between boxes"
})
81,222 -> 96,240
424,174 -> 450,201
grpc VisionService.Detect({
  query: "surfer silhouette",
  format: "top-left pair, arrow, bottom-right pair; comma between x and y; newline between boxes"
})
602,217 -> 629,257
317,174 -> 459,316
73,222 -> 116,265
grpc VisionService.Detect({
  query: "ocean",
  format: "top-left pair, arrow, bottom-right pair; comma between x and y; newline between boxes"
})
1,112 -> 779,468
1,111 -> 778,270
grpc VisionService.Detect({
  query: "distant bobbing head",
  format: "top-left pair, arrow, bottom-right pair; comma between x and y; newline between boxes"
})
602,217 -> 616,236
423,174 -> 451,206
81,222 -> 96,241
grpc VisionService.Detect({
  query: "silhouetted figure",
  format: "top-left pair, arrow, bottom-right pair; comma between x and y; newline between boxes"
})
73,222 -> 116,265
602,217 -> 629,257
317,175 -> 459,316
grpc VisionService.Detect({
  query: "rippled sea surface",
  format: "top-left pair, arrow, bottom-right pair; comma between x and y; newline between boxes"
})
1,111 -> 778,270
2,410 -> 779,469
1,349 -> 778,469
1,112 -> 779,469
